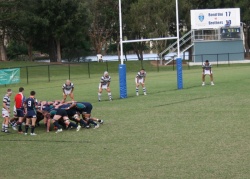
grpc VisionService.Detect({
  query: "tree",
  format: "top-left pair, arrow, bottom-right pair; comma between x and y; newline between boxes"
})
86,0 -> 118,55
0,0 -> 18,61
124,0 -> 176,60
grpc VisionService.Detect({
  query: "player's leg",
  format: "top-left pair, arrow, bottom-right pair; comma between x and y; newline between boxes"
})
73,114 -> 88,128
106,87 -> 112,101
141,82 -> 146,95
69,92 -> 74,102
202,73 -> 206,86
84,113 -> 99,129
24,118 -> 31,135
210,74 -> 214,85
15,109 -> 24,133
52,115 -> 63,133
62,93 -> 67,103
3,115 -> 10,133
98,85 -> 103,102
135,78 -> 139,96
30,117 -> 37,135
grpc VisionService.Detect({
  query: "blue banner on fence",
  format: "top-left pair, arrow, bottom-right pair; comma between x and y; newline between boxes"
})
0,68 -> 20,85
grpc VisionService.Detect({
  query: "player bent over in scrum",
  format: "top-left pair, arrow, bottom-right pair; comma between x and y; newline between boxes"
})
50,108 -> 81,133
76,102 -> 103,129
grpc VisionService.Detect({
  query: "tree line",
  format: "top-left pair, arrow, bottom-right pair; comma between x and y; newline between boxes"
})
0,0 -> 249,62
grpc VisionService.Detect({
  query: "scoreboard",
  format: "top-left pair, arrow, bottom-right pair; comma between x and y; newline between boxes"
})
220,27 -> 241,39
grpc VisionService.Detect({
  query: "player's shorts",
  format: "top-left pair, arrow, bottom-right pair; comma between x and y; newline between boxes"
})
16,108 -> 25,117
55,109 -> 68,117
135,78 -> 144,84
203,70 -> 212,75
81,102 -> 92,114
26,111 -> 37,118
63,90 -> 72,95
2,110 -> 10,118
99,83 -> 108,90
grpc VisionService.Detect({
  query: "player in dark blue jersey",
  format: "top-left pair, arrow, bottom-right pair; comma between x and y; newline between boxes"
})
68,102 -> 103,129
50,108 -> 81,133
56,103 -> 89,128
24,91 -> 37,136
37,101 -> 55,132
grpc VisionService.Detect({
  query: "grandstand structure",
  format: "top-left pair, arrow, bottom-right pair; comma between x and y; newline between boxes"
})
160,8 -> 245,65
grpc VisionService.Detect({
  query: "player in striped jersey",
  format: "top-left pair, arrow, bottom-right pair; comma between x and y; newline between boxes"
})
202,60 -> 214,86
2,89 -> 12,133
135,69 -> 147,96
62,80 -> 74,102
98,71 -> 112,101
15,87 -> 26,133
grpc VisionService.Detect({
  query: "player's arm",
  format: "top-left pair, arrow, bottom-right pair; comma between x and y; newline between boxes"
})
62,85 -> 66,94
2,101 -> 9,112
67,103 -> 76,110
23,100 -> 27,114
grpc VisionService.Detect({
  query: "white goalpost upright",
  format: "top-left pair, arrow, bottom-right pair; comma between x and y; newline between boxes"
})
118,0 -> 183,99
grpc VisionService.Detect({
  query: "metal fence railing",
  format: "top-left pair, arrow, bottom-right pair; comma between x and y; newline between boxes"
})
0,51 -> 249,85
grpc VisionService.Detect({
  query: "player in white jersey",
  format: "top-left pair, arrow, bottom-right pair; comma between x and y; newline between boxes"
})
62,80 -> 74,102
202,60 -> 214,86
98,71 -> 112,101
2,89 -> 12,133
135,69 -> 147,96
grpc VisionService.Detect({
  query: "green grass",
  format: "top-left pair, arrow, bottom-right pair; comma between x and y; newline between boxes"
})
0,62 -> 250,179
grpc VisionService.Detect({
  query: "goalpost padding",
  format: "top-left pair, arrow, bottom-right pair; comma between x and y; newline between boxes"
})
119,64 -> 127,98
176,58 -> 183,89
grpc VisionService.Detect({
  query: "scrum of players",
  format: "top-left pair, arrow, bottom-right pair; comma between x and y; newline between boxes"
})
2,69 -> 148,135
2,80 -> 104,135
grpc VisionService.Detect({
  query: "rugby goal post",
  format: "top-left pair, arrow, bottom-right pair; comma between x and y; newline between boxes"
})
118,0 -> 183,99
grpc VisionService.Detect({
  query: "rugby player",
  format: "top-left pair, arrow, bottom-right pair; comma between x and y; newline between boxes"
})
68,102 -> 103,129
62,80 -> 74,103
15,87 -> 26,133
135,69 -> 147,96
50,107 -> 81,133
57,103 -> 89,128
98,71 -> 112,102
202,60 -> 215,86
1,89 -> 12,133
24,91 -> 37,136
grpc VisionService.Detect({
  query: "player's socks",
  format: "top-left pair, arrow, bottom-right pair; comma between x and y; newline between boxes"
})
1,124 -> 4,132
108,92 -> 112,100
98,93 -> 101,101
89,119 -> 97,126
17,122 -> 23,132
136,87 -> 139,93
31,126 -> 35,133
143,87 -> 146,95
79,119 -> 87,127
68,122 -> 77,128
53,121 -> 61,129
25,125 -> 29,133
4,124 -> 9,132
